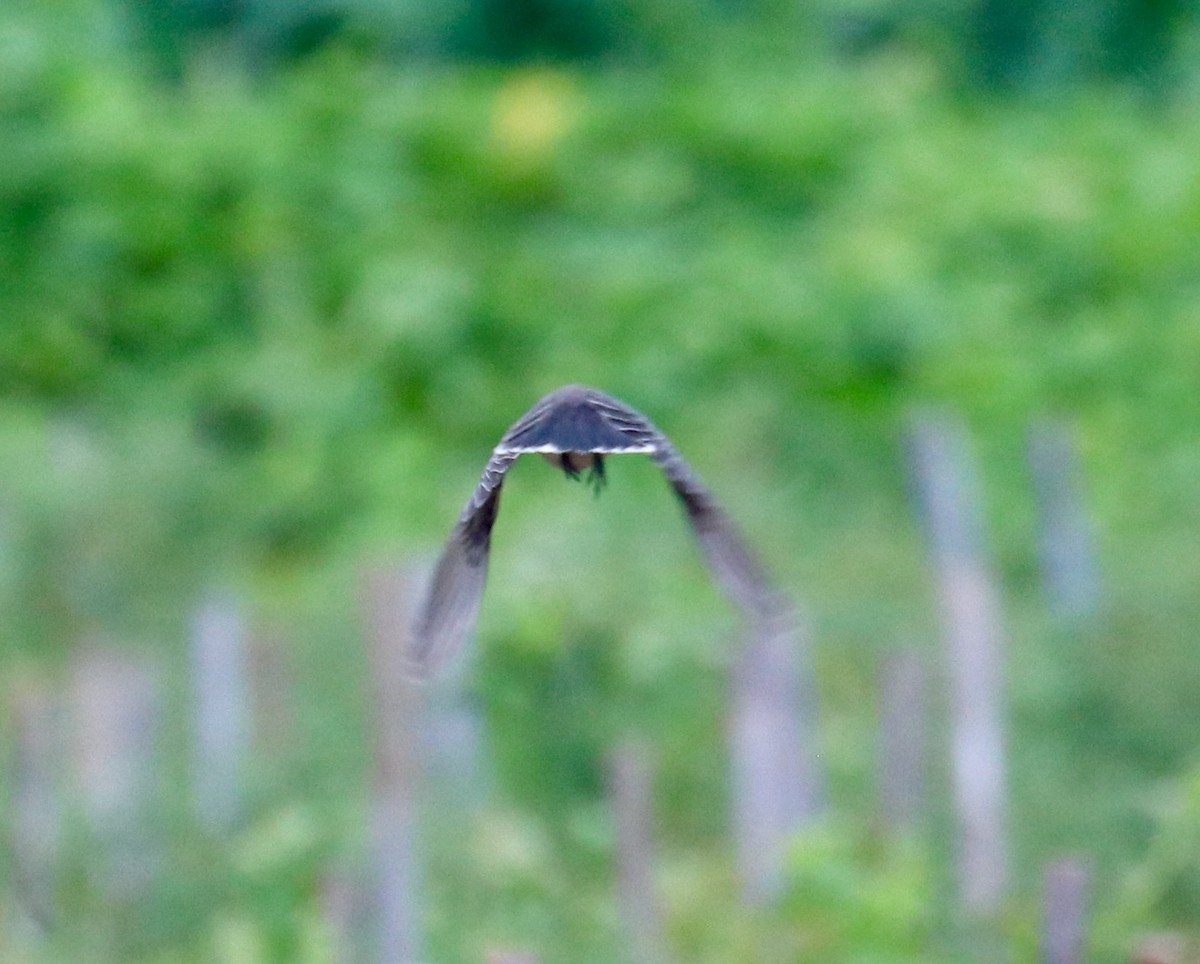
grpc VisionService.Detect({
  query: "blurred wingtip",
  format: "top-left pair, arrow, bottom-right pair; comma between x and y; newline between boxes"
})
407,534 -> 489,681
689,507 -> 788,625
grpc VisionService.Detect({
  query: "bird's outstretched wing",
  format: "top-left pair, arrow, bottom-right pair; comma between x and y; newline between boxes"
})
409,447 -> 517,676
583,388 -> 787,621
410,385 -> 785,678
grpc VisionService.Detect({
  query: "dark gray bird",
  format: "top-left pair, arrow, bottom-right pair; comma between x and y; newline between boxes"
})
410,384 -> 785,676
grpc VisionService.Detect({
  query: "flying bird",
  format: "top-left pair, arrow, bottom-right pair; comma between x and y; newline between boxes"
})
410,384 -> 786,676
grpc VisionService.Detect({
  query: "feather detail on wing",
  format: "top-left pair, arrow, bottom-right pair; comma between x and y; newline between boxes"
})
586,389 -> 787,623
497,385 -> 655,454
652,441 -> 786,621
408,449 -> 516,678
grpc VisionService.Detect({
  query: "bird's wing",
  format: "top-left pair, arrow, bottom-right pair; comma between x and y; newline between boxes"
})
409,447 -> 519,678
494,390 -> 562,451
586,389 -> 786,621
497,384 -> 656,455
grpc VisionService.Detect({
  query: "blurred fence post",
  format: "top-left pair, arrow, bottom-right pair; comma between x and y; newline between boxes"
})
71,643 -> 163,901
728,607 -> 823,904
609,740 -> 670,964
190,590 -> 251,834
247,623 -> 296,763
907,412 -> 1009,917
319,864 -> 367,964
1041,856 -> 1090,964
1027,420 -> 1099,624
877,649 -> 925,834
10,675 -> 66,933
360,563 -> 426,964
420,638 -> 489,813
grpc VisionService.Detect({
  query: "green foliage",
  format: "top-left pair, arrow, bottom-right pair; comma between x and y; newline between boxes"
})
1093,764 -> 1200,950
763,825 -> 935,962
106,0 -> 1200,90
2,1 -> 1200,960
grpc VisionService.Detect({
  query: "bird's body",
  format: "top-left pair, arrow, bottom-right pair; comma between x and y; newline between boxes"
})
541,450 -> 604,489
410,384 -> 784,676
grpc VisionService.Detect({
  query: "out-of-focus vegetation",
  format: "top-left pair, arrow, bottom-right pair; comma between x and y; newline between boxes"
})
2,0 -> 1200,960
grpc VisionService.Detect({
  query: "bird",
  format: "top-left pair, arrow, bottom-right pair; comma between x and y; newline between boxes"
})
409,384 -> 786,677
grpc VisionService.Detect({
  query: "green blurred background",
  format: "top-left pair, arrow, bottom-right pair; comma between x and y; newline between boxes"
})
2,0 -> 1200,960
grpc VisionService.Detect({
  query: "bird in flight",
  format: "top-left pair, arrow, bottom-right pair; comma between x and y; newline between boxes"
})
410,384 -> 786,677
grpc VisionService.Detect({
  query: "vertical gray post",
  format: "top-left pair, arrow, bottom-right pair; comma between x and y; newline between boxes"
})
319,865 -> 365,964
247,624 -> 296,762
609,740 -> 669,964
420,644 -> 488,812
878,649 -> 925,834
908,412 -> 1009,917
10,677 -> 65,932
728,606 -> 823,904
1041,857 -> 1090,964
71,644 -> 163,899
1027,420 -> 1099,623
190,590 -> 250,834
360,564 -> 424,964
